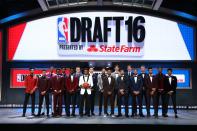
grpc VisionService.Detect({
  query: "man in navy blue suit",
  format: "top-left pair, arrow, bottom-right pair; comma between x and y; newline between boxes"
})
130,69 -> 144,117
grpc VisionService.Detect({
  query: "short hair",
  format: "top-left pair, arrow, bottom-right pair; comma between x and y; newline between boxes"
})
148,67 -> 152,70
141,65 -> 145,68
76,66 -> 80,69
61,67 -> 66,69
42,69 -> 46,71
127,64 -> 132,67
167,68 -> 172,72
29,68 -> 34,71
106,67 -> 112,71
83,68 -> 89,71
114,64 -> 119,68
56,68 -> 60,71
120,69 -> 124,72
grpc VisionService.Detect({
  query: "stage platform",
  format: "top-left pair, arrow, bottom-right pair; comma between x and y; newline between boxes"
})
0,107 -> 197,125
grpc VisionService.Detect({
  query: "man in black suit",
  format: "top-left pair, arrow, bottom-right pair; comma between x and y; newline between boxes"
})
165,68 -> 178,118
138,65 -> 148,117
89,67 -> 98,116
103,68 -> 116,118
130,69 -> 144,117
116,69 -> 130,117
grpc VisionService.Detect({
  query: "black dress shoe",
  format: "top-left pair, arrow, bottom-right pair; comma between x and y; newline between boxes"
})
71,114 -> 76,117
116,114 -> 122,117
87,114 -> 91,117
99,112 -> 101,116
139,114 -> 145,117
22,114 -> 25,117
36,114 -> 41,117
47,114 -> 50,117
162,114 -> 168,117
31,113 -> 36,116
91,113 -> 95,116
80,114 -> 83,117
131,114 -> 135,117
175,114 -> 178,118
155,115 -> 158,118
125,115 -> 129,118
41,112 -> 45,115
66,114 -> 70,117
147,114 -> 151,117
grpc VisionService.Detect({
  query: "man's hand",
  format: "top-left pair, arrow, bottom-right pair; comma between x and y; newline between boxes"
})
168,91 -> 174,95
41,91 -> 46,95
108,91 -> 112,95
150,91 -> 155,96
100,89 -> 104,93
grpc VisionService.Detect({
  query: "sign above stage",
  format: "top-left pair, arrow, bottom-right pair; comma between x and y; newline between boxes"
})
7,12 -> 195,61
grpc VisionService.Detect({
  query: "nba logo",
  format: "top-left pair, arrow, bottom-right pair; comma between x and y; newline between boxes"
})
58,17 -> 69,44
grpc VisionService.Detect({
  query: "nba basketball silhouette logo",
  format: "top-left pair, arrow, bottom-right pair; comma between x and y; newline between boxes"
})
58,17 -> 69,44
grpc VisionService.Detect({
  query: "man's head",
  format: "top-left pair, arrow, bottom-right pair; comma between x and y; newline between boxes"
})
56,68 -> 60,74
89,67 -> 94,74
140,65 -> 146,73
120,69 -> 124,76
148,67 -> 153,74
49,66 -> 54,73
167,68 -> 172,76
101,68 -> 106,74
70,68 -> 74,74
42,69 -> 46,76
29,68 -> 34,75
127,65 -> 132,72
106,68 -> 112,76
158,67 -> 163,74
83,68 -> 89,75
114,65 -> 120,72
133,69 -> 138,75
76,66 -> 81,74
61,67 -> 66,74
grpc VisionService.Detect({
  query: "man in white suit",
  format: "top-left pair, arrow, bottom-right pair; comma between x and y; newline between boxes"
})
79,68 -> 93,117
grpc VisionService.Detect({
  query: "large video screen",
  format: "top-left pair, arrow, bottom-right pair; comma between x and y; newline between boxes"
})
7,12 -> 195,61
10,68 -> 191,89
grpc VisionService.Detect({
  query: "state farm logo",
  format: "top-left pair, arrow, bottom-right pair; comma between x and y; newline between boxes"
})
87,45 -> 98,52
87,45 -> 141,53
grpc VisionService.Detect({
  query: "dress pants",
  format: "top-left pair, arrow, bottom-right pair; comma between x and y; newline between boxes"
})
117,93 -> 129,116
165,92 -> 177,114
38,93 -> 49,115
155,91 -> 166,115
23,93 -> 35,115
66,92 -> 77,115
104,93 -> 114,115
132,93 -> 143,115
53,93 -> 63,116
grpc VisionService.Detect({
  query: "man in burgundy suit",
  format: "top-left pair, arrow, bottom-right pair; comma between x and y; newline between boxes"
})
37,70 -> 50,117
154,67 -> 167,118
22,68 -> 38,117
51,69 -> 64,117
145,67 -> 156,117
65,68 -> 78,117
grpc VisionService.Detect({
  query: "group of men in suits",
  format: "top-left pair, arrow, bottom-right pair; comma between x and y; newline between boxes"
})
22,65 -> 178,118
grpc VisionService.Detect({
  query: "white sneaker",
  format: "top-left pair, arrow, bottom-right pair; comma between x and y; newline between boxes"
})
103,114 -> 107,117
111,114 -> 115,118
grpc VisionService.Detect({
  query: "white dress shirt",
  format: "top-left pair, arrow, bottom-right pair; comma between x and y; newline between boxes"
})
71,75 -> 74,82
108,76 -> 111,85
134,76 -> 137,83
169,77 -> 172,85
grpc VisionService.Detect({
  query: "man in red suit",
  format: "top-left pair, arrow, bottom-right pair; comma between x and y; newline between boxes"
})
65,68 -> 79,117
51,68 -> 64,117
22,68 -> 38,117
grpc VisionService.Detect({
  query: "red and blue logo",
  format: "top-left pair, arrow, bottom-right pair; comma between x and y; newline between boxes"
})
58,17 -> 69,44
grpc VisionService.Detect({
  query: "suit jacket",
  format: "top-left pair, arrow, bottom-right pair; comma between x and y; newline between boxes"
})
24,75 -> 38,93
90,73 -> 98,91
138,73 -> 149,89
155,73 -> 166,91
145,74 -> 156,92
111,71 -> 120,90
103,75 -> 115,94
51,74 -> 64,92
37,76 -> 49,93
65,74 -> 79,92
165,75 -> 177,92
130,75 -> 143,92
97,73 -> 106,91
116,75 -> 130,94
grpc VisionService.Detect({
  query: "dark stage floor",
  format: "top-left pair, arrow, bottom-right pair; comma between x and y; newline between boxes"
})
0,107 -> 197,125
